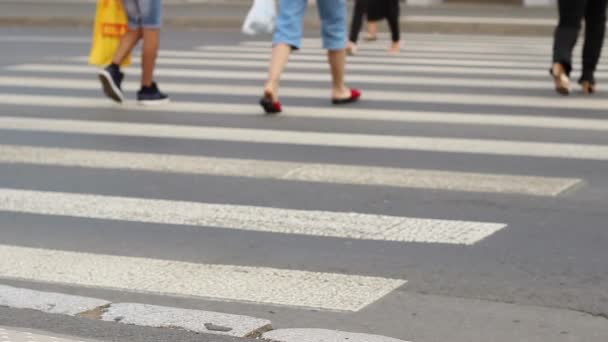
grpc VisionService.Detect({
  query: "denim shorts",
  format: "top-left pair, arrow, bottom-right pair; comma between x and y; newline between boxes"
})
123,0 -> 163,29
273,0 -> 348,50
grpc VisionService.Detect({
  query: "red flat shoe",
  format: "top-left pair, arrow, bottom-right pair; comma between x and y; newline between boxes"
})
260,92 -> 282,114
332,89 -> 361,105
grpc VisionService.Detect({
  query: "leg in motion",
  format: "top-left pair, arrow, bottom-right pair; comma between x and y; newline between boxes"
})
551,0 -> 586,94
141,28 -> 160,88
580,0 -> 607,93
386,0 -> 401,53
348,0 -> 368,55
318,0 -> 361,104
135,0 -> 169,105
365,1 -> 381,41
261,0 -> 307,113
98,29 -> 142,103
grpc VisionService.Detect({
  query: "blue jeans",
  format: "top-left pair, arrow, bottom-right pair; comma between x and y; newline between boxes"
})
273,0 -> 348,50
123,0 -> 163,29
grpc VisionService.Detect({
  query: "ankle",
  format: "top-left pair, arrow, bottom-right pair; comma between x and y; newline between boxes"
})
265,80 -> 279,91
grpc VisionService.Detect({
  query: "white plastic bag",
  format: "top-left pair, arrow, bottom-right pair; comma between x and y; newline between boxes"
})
242,0 -> 277,35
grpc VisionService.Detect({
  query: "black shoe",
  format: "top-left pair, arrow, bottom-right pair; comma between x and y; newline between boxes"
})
98,64 -> 124,103
137,82 -> 170,105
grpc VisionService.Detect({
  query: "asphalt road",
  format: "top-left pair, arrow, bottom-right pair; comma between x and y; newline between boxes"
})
0,28 -> 607,342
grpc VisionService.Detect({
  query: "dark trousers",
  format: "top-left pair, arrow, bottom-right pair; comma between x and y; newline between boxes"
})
553,0 -> 607,83
349,0 -> 368,43
349,0 -> 400,43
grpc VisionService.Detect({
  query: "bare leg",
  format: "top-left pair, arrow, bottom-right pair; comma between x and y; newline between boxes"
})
328,49 -> 351,99
264,43 -> 292,102
111,29 -> 142,65
366,21 -> 378,40
141,28 -> 160,87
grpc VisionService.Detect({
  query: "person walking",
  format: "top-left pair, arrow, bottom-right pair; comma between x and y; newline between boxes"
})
98,0 -> 169,104
260,0 -> 361,114
359,0 -> 401,54
551,0 -> 607,95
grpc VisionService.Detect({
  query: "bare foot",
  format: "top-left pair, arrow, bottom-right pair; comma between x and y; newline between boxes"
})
332,86 -> 352,100
551,63 -> 571,95
388,41 -> 401,54
581,81 -> 597,94
346,41 -> 358,56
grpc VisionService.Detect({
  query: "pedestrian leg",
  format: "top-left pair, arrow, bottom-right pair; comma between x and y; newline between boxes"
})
365,1 -> 381,41
141,29 -> 160,88
261,0 -> 307,113
111,29 -> 142,66
318,0 -> 361,104
386,0 -> 401,53
551,0 -> 586,94
580,0 -> 608,93
348,0 -> 367,55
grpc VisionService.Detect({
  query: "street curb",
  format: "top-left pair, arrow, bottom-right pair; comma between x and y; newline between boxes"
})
0,17 -> 554,36
0,284 -> 269,338
101,303 -> 272,338
0,284 -> 111,316
0,284 -> 411,342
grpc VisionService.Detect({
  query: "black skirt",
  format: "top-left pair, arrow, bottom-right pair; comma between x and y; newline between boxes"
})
367,1 -> 385,21
367,0 -> 400,21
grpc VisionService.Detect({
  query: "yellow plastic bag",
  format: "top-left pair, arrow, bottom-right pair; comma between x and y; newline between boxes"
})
88,0 -> 131,67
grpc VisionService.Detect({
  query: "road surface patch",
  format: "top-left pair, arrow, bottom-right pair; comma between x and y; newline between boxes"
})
101,303 -> 271,337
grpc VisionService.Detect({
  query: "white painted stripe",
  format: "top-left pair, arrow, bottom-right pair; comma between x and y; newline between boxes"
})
264,329 -> 409,342
237,41 -> 551,53
160,49 -> 582,63
299,35 -> 556,44
75,51 -> 595,63
205,44 -> 553,56
2,116 -> 608,160
0,71 -> 553,92
11,64 -> 564,79
403,15 -> 556,26
0,244 -> 406,311
0,284 -> 110,316
0,36 -> 89,43
0,145 -> 581,196
129,55 -> 562,70
158,50 -> 583,65
232,46 -> 604,70
3,93 -> 608,133
247,38 -> 552,48
7,66 -> 608,110
299,34 -> 554,42
0,188 -> 507,245
72,54 -> 560,69
102,303 -> 271,337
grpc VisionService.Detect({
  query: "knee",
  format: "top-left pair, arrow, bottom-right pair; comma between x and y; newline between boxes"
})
322,22 -> 347,50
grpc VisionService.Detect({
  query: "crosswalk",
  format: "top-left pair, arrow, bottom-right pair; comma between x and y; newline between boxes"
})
0,33 -> 605,317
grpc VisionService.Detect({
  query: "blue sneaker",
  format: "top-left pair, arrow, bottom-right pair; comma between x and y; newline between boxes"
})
137,82 -> 170,105
98,64 -> 124,103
